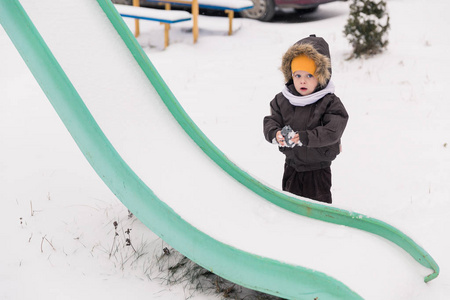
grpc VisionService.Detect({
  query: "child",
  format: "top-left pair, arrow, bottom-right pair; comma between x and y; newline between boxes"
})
263,34 -> 348,204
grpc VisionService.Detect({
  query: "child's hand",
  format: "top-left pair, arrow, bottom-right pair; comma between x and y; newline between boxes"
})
290,133 -> 300,145
276,130 -> 301,147
276,130 -> 286,146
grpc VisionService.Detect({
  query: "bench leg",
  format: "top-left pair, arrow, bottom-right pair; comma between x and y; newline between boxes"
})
163,3 -> 172,48
134,19 -> 140,37
164,23 -> 170,48
192,0 -> 199,43
132,0 -> 140,37
225,10 -> 234,36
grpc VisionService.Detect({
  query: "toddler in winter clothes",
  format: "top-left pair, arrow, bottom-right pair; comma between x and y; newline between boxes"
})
263,34 -> 348,204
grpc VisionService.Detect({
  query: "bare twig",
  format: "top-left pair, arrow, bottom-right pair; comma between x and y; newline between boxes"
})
109,232 -> 119,258
41,235 -> 55,253
109,221 -> 120,258
125,228 -> 136,253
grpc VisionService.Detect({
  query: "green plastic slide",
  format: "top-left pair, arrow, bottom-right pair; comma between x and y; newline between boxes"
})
0,0 -> 438,299
96,0 -> 439,284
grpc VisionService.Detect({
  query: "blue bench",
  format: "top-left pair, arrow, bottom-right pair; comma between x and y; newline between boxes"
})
114,4 -> 192,48
144,0 -> 254,41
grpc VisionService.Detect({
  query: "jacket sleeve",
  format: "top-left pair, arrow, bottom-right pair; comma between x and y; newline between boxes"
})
299,94 -> 348,148
263,95 -> 284,143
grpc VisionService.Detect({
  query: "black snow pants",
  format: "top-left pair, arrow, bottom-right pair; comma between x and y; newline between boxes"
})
282,164 -> 332,204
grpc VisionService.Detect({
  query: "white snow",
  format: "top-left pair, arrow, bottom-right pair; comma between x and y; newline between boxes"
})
1,0 -> 449,299
197,0 -> 254,10
114,4 -> 192,22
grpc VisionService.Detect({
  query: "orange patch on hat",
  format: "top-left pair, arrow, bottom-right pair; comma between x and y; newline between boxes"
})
291,55 -> 316,76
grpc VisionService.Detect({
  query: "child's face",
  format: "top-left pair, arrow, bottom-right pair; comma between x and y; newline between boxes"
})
292,70 -> 318,96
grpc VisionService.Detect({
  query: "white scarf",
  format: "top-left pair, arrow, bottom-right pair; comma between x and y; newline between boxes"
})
282,81 -> 335,107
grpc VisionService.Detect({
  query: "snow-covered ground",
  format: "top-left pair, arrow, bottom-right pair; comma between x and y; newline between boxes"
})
1,0 -> 449,299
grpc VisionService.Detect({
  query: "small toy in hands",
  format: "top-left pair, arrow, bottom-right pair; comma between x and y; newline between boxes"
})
280,125 -> 297,147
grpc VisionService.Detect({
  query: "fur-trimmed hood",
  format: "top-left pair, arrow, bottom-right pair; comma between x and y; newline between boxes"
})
281,34 -> 332,88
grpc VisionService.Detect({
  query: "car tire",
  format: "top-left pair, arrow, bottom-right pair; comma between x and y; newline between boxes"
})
240,0 -> 276,22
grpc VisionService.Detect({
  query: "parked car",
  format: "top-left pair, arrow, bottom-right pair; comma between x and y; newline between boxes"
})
240,0 -> 345,21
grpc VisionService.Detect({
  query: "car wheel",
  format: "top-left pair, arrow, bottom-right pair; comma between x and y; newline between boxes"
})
240,0 -> 276,22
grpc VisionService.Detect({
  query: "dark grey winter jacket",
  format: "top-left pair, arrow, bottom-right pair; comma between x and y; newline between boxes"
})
263,35 -> 348,172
